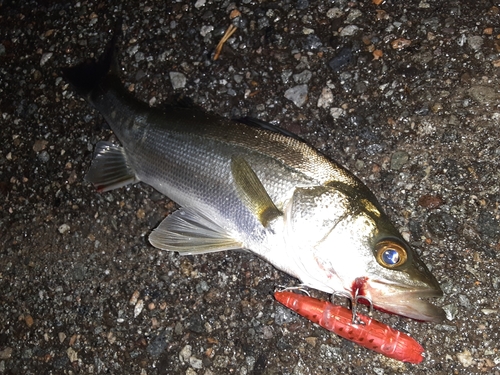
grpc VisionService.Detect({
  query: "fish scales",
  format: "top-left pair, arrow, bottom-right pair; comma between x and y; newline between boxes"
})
91,82 -> 357,242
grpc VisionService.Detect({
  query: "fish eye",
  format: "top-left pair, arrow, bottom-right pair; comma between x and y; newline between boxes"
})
375,240 -> 408,268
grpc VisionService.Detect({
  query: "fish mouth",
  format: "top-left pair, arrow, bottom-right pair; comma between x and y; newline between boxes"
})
365,280 -> 445,322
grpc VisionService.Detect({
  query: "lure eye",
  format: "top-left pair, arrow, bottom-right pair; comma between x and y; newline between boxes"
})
376,240 -> 408,268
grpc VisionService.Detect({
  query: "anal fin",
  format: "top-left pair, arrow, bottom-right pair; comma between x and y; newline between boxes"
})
149,208 -> 242,254
85,141 -> 139,192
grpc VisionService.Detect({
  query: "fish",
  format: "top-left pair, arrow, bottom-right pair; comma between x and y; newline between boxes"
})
274,290 -> 425,363
62,33 -> 445,322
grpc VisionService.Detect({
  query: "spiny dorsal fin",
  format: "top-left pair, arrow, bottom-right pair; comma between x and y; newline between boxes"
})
235,117 -> 303,141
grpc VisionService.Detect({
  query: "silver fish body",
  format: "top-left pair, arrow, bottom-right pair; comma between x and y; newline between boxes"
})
63,38 -> 444,322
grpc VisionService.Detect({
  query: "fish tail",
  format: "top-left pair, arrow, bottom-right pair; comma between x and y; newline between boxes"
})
62,22 -> 121,97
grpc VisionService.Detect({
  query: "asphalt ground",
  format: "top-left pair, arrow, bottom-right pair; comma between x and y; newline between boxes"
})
1,0 -> 499,374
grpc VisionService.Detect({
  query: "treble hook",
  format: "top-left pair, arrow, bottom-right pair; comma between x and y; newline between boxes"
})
329,291 -> 350,306
350,287 -> 374,324
275,284 -> 310,296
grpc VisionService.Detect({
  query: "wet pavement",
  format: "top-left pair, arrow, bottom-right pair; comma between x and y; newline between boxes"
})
1,0 -> 500,374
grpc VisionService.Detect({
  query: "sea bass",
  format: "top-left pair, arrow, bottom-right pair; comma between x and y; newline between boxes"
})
63,36 -> 444,322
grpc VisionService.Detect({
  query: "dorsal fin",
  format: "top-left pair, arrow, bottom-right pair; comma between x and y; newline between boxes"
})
235,117 -> 303,141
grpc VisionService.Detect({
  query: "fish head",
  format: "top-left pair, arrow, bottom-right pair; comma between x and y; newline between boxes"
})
358,236 -> 445,322
286,184 -> 444,322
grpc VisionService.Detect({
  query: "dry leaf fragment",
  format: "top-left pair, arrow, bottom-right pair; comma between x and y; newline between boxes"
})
214,24 -> 237,60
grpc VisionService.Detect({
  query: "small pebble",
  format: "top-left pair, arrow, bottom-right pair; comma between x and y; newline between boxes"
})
390,150 -> 409,170
305,337 -> 317,347
458,294 -> 471,308
293,70 -> 312,84
0,348 -> 12,360
190,356 -> 203,369
431,102 -> 443,113
130,290 -> 140,305
58,332 -> 67,343
317,87 -> 334,108
58,224 -> 70,234
281,70 -> 292,84
346,9 -> 362,22
304,34 -> 322,50
213,355 -> 229,368
175,322 -> 184,335
179,345 -> 192,363
481,308 -> 498,315
284,84 -> 308,107
373,49 -> 383,60
200,25 -> 213,37
327,7 -> 343,18
25,315 -> 34,327
340,25 -> 359,37
457,34 -> 467,47
136,208 -> 145,219
38,151 -> 50,162
457,349 -> 474,367
40,52 -> 53,66
134,299 -> 144,317
467,35 -> 483,51
391,38 -> 411,49
330,107 -> 345,118
107,331 -> 116,344
134,52 -> 145,62
67,347 -> 78,362
169,72 -> 187,89
194,0 -> 206,8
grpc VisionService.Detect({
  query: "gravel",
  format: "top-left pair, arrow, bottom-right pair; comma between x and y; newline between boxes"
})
1,0 -> 500,374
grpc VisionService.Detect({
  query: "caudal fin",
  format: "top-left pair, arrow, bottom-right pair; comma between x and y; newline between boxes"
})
62,24 -> 120,97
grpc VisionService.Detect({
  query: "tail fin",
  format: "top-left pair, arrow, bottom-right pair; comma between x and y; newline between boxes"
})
62,23 -> 120,97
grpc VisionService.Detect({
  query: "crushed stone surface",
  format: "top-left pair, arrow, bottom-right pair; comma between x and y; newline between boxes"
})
1,0 -> 499,374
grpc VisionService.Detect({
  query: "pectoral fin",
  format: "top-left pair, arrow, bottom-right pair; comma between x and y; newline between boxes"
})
85,141 -> 139,192
149,208 -> 242,254
230,155 -> 282,227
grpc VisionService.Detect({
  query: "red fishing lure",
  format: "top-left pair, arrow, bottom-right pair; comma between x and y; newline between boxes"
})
274,291 -> 424,364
